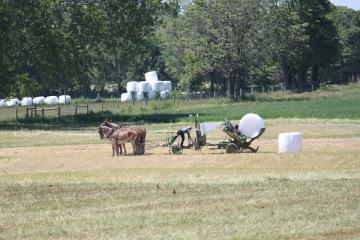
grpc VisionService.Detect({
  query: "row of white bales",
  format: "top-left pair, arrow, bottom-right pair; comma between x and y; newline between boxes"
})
0,71 -> 171,107
121,71 -> 172,102
0,95 -> 71,107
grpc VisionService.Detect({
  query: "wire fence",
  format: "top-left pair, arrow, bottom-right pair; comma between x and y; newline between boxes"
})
0,85 -> 286,122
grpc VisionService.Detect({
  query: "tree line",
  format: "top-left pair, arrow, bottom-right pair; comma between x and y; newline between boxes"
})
1,0 -> 359,99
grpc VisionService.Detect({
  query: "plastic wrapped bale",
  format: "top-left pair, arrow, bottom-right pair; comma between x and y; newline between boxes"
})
138,81 -> 151,93
21,97 -> 33,106
121,93 -> 132,102
239,113 -> 265,138
145,71 -> 159,82
126,81 -> 139,93
0,100 -> 7,107
147,91 -> 157,100
160,90 -> 170,99
33,96 -> 45,105
45,96 -> 59,105
150,81 -> 164,93
6,98 -> 20,107
136,92 -> 144,101
278,132 -> 303,153
163,81 -> 172,92
59,95 -> 72,104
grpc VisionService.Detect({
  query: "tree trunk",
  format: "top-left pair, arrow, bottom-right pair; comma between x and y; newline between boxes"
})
311,65 -> 320,90
282,65 -> 293,90
226,78 -> 235,99
298,65 -> 308,92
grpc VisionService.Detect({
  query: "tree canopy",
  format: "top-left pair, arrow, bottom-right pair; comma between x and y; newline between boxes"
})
0,0 -> 359,99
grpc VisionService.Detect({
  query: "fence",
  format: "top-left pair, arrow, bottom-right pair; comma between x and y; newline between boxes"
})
0,85 -> 287,122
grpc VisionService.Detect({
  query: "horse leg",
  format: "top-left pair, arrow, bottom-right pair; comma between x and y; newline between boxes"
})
123,143 -> 127,154
111,138 -> 117,156
131,142 -> 136,155
119,143 -> 122,155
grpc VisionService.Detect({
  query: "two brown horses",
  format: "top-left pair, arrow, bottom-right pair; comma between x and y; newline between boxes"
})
98,120 -> 146,156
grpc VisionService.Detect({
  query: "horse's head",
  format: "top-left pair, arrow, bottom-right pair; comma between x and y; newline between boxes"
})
98,126 -> 104,139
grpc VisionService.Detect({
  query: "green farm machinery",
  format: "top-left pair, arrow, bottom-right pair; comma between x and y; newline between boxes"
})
168,114 -> 265,154
194,120 -> 265,153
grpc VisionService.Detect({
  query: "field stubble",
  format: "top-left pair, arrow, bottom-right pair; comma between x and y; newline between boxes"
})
0,119 -> 360,239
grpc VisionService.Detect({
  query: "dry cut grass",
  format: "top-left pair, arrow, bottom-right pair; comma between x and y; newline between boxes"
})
1,119 -> 360,239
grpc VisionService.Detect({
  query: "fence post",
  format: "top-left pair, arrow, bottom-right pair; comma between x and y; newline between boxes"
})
42,108 -> 44,118
200,91 -> 203,100
101,101 -> 104,111
117,99 -> 120,108
26,107 -> 29,119
86,104 -> 89,114
58,106 -> 61,118
240,88 -> 243,99
173,93 -> 175,102
214,91 -> 216,100
262,86 -> 265,93
75,105 -> 78,115
271,86 -> 274,93
15,106 -> 18,121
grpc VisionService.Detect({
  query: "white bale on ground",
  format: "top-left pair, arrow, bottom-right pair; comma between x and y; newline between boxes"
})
239,113 -> 265,138
59,95 -> 72,104
138,81 -> 151,93
21,97 -> 33,106
147,91 -> 157,100
278,132 -> 303,153
160,90 -> 170,99
45,96 -> 59,105
0,100 -> 7,107
6,98 -> 20,107
163,81 -> 172,91
150,81 -> 164,92
121,93 -> 132,102
145,71 -> 159,82
33,96 -> 45,105
126,81 -> 139,93
136,92 -> 144,101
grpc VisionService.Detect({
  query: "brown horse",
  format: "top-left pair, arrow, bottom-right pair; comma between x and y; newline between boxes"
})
100,120 -> 127,154
99,126 -> 144,156
101,120 -> 146,155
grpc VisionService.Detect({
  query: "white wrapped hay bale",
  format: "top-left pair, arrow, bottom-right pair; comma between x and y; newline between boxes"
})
278,132 -> 303,153
145,71 -> 159,82
33,96 -> 45,105
136,92 -> 144,101
59,95 -> 72,104
150,81 -> 164,93
147,91 -> 157,100
0,99 -> 7,107
21,97 -> 33,106
160,90 -> 170,99
45,96 -> 59,105
126,81 -> 138,93
138,81 -> 151,93
6,98 -> 20,107
239,113 -> 265,138
121,93 -> 132,102
163,81 -> 172,92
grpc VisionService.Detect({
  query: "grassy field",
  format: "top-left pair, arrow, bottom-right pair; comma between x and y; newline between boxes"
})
1,83 -> 360,129
1,119 -> 360,239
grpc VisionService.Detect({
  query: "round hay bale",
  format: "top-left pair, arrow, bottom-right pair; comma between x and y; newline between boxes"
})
45,96 -> 59,105
126,81 -> 139,93
59,95 -> 71,104
138,81 -> 151,93
21,97 -> 33,106
33,96 -> 45,105
278,132 -> 303,153
145,71 -> 158,82
239,113 -> 265,138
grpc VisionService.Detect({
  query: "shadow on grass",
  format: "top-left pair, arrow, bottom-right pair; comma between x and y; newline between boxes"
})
0,111 -> 198,130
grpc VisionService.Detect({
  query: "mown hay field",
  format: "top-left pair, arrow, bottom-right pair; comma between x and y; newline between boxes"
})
1,119 -> 360,239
